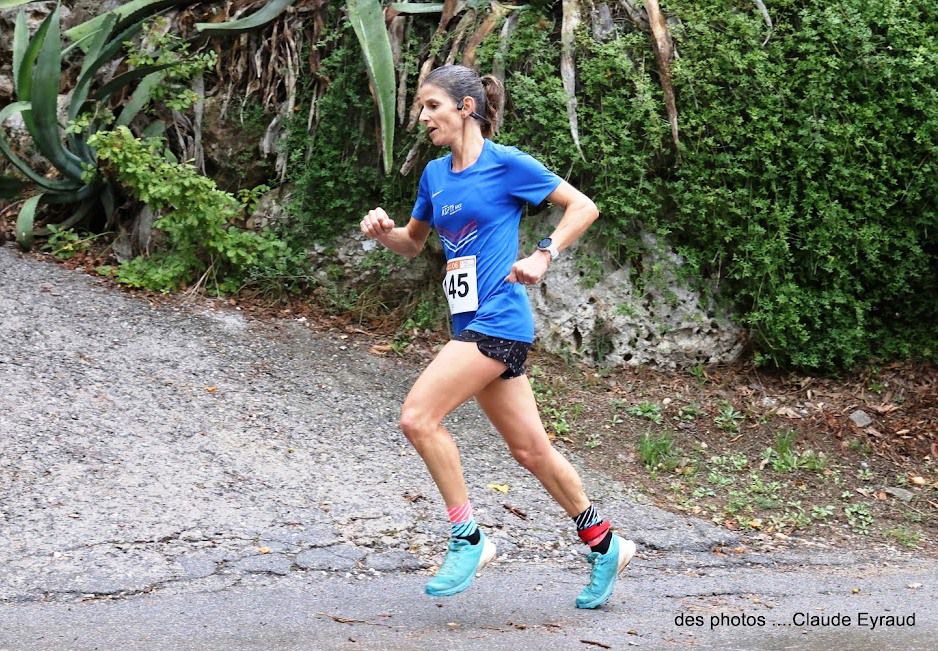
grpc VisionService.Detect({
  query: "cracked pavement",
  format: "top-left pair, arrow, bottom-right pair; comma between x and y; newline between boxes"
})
1,243 -> 935,650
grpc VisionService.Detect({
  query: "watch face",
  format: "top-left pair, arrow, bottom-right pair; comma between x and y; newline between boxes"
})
537,237 -> 552,249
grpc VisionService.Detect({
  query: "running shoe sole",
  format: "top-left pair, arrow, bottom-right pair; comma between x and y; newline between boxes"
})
425,538 -> 497,597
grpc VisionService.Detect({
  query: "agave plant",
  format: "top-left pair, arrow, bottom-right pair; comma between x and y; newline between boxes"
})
0,0 -> 305,250
1,4 -> 190,249
0,0 -> 398,248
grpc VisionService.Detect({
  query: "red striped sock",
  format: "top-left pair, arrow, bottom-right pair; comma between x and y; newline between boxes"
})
574,504 -> 613,553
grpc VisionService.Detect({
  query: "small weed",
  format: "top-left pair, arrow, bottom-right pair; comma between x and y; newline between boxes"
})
677,403 -> 702,421
844,503 -> 873,534
774,429 -> 797,456
771,501 -> 811,530
810,504 -> 836,521
627,401 -> 663,424
710,453 -> 749,472
724,490 -> 752,515
886,527 -> 922,549
857,467 -> 875,482
690,364 -> 707,384
43,226 -> 107,260
715,401 -> 745,432
707,470 -> 735,487
800,450 -> 828,472
638,432 -> 677,471
748,474 -> 782,499
693,486 -> 716,498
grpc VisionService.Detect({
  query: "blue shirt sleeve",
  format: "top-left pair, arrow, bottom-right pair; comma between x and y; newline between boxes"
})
411,166 -> 433,223
506,148 -> 563,206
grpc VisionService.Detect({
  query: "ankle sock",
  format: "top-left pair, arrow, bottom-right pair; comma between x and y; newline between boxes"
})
574,504 -> 613,554
448,500 -> 480,545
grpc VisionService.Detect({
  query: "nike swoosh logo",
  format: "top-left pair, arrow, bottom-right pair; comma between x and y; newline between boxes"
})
432,190 -> 444,198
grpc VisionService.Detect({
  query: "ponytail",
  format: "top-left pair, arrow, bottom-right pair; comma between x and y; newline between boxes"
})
480,75 -> 504,137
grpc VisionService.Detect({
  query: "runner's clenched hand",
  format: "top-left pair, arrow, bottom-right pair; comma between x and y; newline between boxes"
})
505,251 -> 551,285
361,208 -> 395,240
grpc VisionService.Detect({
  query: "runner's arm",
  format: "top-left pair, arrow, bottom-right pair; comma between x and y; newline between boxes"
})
361,208 -> 432,259
540,181 -> 599,256
506,181 -> 598,284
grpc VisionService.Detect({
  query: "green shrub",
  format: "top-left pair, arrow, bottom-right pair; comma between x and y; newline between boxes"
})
90,127 -> 305,294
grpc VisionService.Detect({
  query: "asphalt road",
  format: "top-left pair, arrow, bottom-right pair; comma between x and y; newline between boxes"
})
1,243 -> 934,650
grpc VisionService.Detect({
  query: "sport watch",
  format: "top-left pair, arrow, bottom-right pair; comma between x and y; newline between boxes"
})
537,237 -> 560,261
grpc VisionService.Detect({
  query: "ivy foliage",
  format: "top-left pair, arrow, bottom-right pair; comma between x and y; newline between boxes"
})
664,0 -> 938,369
282,7 -> 418,244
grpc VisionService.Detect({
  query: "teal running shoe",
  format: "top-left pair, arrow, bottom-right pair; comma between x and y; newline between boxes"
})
425,532 -> 497,597
575,534 -> 636,609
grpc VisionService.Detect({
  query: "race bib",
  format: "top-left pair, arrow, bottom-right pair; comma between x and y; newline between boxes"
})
443,255 -> 479,314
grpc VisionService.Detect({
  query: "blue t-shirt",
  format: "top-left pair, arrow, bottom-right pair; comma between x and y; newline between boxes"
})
412,139 -> 562,343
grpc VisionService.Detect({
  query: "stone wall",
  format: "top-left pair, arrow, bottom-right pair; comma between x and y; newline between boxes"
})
526,209 -> 744,368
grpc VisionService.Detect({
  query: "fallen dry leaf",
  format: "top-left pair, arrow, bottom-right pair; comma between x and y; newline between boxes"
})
776,406 -> 802,419
205,386 -> 218,393
910,475 -> 927,486
487,483 -> 510,493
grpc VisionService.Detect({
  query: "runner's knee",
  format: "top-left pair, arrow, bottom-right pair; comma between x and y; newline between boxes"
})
399,405 -> 436,443
509,441 -> 552,473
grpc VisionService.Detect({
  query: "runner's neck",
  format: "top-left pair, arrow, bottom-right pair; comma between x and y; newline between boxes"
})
450,133 -> 486,173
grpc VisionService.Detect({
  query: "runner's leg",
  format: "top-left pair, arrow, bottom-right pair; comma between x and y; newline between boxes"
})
399,340 -> 506,507
475,374 -> 635,608
474,374 -> 590,515
401,340 -> 506,596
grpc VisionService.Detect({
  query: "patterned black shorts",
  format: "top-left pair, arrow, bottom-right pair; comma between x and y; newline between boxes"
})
454,329 -> 530,379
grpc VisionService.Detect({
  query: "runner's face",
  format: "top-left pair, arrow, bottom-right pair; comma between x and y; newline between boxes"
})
418,84 -> 465,147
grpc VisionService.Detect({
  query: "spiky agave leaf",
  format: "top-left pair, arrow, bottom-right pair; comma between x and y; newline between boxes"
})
389,3 -> 445,13
15,193 -> 42,250
0,102 -> 82,192
31,6 -> 86,181
195,0 -> 296,35
347,0 -> 397,174
64,0 -> 194,47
